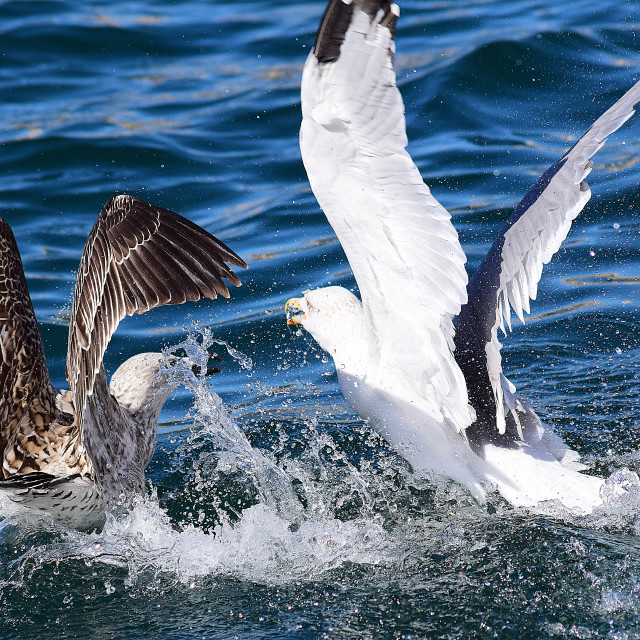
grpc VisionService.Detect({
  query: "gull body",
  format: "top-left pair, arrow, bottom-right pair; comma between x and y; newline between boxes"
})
287,0 -> 640,515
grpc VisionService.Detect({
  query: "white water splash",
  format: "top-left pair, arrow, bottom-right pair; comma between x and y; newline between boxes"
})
59,494 -> 396,586
0,328 -> 407,589
4,328 -> 640,593
161,329 -> 304,523
583,468 -> 640,534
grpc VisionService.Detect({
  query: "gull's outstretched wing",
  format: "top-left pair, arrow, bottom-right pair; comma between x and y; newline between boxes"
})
301,0 -> 473,428
0,218 -> 59,475
454,80 -> 640,444
66,194 -> 247,431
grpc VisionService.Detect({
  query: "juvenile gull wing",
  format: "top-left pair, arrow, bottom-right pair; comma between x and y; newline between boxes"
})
301,0 -> 473,428
66,194 -> 247,429
454,80 -> 640,442
0,219 -> 58,474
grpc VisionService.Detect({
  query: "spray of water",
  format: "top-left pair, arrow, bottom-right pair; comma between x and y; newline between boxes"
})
160,328 -> 304,524
2,327 -> 640,594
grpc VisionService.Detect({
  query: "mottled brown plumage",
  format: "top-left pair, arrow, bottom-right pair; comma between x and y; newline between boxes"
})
0,218 -> 88,479
67,195 -> 245,433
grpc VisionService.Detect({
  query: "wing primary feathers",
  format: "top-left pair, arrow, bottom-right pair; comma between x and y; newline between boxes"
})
455,79 -> 640,447
65,194 -> 246,435
314,1 -> 397,64
160,213 -> 247,271
314,0 -> 355,64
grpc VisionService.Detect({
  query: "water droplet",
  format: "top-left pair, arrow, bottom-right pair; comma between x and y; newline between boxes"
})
493,170 -> 500,177
615,347 -> 622,354
613,222 -> 620,229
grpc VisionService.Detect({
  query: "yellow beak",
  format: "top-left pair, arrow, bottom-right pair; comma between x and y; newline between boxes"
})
285,297 -> 305,325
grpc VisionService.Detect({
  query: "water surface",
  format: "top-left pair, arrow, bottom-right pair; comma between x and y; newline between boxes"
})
2,0 -> 640,638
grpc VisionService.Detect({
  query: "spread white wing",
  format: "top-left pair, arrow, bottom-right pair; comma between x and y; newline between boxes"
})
454,80 -> 640,441
300,0 -> 473,429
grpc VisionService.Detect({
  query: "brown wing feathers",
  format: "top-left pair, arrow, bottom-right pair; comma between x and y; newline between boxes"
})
0,218 -> 58,472
64,194 -> 246,427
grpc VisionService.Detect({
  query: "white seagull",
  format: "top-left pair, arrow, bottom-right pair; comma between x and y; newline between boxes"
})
0,194 -> 246,527
286,0 -> 640,515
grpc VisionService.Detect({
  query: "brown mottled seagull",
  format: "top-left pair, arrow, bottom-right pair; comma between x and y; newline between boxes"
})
0,194 -> 246,527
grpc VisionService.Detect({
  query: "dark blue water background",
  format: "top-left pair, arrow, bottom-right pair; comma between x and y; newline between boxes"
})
2,0 -> 640,638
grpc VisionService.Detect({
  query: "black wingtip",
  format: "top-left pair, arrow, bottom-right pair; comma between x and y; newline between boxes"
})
314,0 -> 396,64
314,0 -> 353,64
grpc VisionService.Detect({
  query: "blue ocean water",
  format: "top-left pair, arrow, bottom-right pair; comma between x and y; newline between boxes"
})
2,0 -> 640,638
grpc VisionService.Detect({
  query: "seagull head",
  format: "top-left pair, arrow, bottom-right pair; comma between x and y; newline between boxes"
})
285,295 -> 309,326
285,287 -> 366,367
109,352 -> 219,428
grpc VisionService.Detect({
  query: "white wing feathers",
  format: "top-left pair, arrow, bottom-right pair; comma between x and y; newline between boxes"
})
300,1 -> 473,429
473,80 -> 640,435
500,82 -> 640,333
